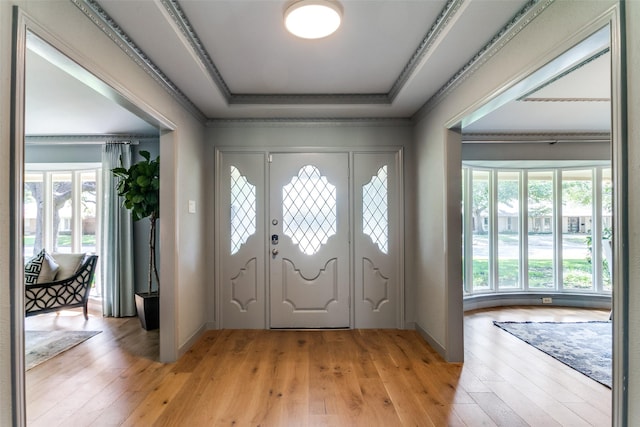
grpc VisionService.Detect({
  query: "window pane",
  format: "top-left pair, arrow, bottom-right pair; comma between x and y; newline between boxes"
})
24,172 -> 44,258
527,171 -> 554,289
462,168 -> 467,292
81,171 -> 98,253
497,171 -> 520,289
362,165 -> 388,254
230,166 -> 257,255
52,172 -> 73,253
562,170 -> 593,290
602,168 -> 613,291
472,170 -> 490,291
283,165 -> 337,255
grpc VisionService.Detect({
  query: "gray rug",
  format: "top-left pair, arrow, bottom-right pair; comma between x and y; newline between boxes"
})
493,321 -> 611,388
25,330 -> 101,370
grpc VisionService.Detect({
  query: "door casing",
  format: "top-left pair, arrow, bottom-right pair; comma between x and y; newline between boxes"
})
215,147 -> 404,330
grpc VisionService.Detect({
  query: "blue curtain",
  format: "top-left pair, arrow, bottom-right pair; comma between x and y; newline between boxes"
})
101,143 -> 136,317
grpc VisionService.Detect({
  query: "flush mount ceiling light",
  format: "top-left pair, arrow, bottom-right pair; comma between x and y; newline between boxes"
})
284,0 -> 343,39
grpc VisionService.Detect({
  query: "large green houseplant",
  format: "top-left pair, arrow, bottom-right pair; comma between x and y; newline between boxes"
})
112,150 -> 160,329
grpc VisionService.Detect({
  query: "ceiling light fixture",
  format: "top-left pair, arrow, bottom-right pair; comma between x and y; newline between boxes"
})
284,0 -> 343,39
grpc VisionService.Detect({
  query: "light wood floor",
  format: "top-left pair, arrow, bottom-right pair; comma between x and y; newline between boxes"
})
25,304 -> 611,426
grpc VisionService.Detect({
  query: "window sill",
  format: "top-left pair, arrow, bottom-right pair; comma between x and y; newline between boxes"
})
463,292 -> 612,312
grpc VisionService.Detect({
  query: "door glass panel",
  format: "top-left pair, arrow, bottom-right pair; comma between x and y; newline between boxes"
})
562,169 -> 593,290
230,166 -> 256,255
52,172 -> 73,253
527,171 -> 554,289
282,165 -> 336,255
362,165 -> 388,254
602,167 -> 613,291
497,171 -> 520,289
472,170 -> 490,291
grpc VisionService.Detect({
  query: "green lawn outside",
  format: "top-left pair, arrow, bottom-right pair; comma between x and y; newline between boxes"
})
24,234 -> 96,247
472,258 -> 608,290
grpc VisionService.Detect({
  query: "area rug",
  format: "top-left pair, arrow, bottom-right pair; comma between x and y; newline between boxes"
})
25,330 -> 101,370
493,320 -> 611,388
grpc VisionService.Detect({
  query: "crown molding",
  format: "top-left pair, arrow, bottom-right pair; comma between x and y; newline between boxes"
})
72,0 -> 207,123
229,93 -> 390,105
462,131 -> 610,143
159,0 -> 470,106
518,47 -> 610,100
74,0 -> 549,119
159,0 -> 232,101
25,134 -> 158,145
521,97 -> 610,103
413,0 -> 554,122
388,0 -> 465,102
206,117 -> 413,128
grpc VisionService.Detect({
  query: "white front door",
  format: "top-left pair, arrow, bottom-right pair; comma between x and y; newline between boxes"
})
269,153 -> 350,328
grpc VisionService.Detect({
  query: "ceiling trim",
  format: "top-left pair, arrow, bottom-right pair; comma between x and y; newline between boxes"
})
413,0 -> 554,122
206,117 -> 413,128
462,131 -> 610,143
157,0 -> 467,106
25,134 -> 158,144
518,47 -> 610,100
71,0 -> 207,122
388,0 -> 465,102
159,0 -> 232,101
521,97 -> 610,102
72,0 -> 552,121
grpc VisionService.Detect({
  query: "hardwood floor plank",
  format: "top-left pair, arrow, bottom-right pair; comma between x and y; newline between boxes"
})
25,306 -> 611,426
453,402 -> 499,426
482,380 -> 563,427
120,371 -> 190,426
563,402 -> 611,427
468,391 -> 529,426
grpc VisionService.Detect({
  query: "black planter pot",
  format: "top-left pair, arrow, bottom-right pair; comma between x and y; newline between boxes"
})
135,292 -> 159,330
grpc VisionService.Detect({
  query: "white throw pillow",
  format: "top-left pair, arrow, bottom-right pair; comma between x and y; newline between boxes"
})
36,250 -> 60,283
52,253 -> 85,281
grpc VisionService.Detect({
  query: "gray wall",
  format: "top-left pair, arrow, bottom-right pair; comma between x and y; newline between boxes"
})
1,8 -> 210,425
207,120 -> 416,326
412,1 -> 618,364
25,143 -> 101,163
462,140 -> 611,161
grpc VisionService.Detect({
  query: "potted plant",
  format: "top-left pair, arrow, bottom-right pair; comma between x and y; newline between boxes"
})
112,150 -> 160,330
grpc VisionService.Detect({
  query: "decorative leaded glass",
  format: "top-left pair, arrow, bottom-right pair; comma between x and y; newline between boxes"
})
282,165 -> 337,255
362,165 -> 388,253
230,166 -> 256,255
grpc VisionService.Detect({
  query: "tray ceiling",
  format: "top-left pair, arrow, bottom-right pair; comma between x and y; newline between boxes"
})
24,0 -> 611,137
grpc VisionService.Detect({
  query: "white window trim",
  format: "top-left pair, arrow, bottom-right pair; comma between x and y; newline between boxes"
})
463,164 -> 612,297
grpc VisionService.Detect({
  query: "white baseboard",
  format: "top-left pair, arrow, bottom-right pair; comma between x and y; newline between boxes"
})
415,323 -> 446,358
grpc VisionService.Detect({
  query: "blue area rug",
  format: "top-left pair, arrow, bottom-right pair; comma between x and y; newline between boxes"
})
493,320 -> 611,388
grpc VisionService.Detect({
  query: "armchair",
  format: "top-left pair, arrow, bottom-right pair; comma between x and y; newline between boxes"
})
25,254 -> 98,320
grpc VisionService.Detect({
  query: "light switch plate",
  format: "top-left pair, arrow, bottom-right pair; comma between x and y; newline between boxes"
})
188,200 -> 196,214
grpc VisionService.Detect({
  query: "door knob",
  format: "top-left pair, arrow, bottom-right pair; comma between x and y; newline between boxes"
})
272,248 -> 279,255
